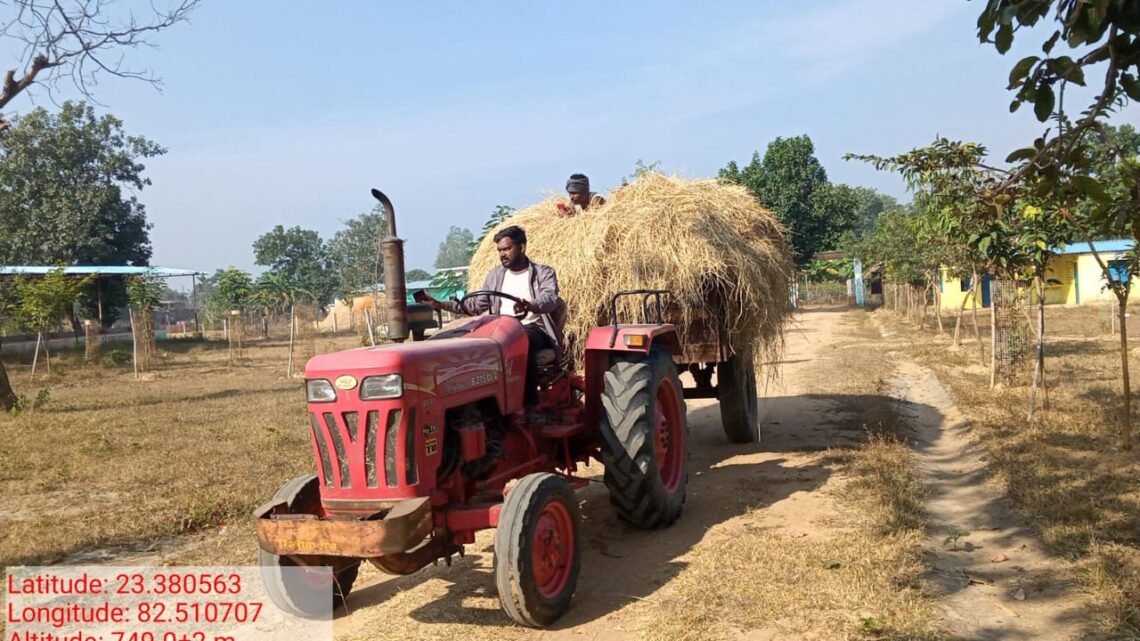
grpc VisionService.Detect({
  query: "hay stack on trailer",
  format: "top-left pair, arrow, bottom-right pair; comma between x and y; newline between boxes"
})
469,173 -> 794,443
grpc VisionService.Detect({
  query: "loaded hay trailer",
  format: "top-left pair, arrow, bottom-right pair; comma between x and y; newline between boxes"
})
468,173 -> 794,443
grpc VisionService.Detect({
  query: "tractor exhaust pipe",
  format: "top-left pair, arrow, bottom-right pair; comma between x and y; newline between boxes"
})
371,189 -> 408,343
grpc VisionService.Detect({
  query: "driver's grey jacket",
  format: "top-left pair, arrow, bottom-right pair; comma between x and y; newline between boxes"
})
442,261 -> 563,350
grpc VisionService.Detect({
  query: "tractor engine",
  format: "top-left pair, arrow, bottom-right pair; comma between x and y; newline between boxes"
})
302,326 -> 526,513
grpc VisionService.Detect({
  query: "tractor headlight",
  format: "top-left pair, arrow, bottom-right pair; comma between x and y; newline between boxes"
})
306,379 -> 337,403
360,374 -> 403,400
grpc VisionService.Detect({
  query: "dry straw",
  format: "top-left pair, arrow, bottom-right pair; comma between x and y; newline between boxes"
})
468,173 -> 794,366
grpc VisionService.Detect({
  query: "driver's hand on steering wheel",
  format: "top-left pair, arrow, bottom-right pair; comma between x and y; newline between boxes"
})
513,300 -> 534,315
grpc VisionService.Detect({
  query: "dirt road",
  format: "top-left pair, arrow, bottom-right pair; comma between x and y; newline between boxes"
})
46,307 -> 1089,639
332,307 -> 909,641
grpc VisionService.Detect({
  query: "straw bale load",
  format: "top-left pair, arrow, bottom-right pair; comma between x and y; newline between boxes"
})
468,173 -> 794,365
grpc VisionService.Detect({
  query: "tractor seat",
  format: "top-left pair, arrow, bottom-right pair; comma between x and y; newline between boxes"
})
534,348 -> 557,366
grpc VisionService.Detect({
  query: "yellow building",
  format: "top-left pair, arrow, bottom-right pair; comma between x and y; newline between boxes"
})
938,239 -> 1134,310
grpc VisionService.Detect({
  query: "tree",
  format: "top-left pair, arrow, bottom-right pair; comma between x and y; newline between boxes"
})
849,186 -> 902,236
252,225 -> 335,307
848,138 -> 1075,415
0,1 -> 198,131
405,269 -> 432,282
434,226 -> 474,269
0,102 -> 163,326
0,0 -> 197,412
326,204 -> 388,302
214,268 -> 255,313
125,272 -> 165,375
623,158 -> 661,183
975,0 -> 1140,449
11,268 -> 94,377
721,135 -> 858,263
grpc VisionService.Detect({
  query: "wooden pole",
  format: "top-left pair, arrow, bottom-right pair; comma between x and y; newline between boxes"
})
1118,294 -> 1133,450
129,308 -> 139,380
990,284 -> 998,389
287,305 -> 296,377
365,309 -> 377,347
30,331 -> 42,380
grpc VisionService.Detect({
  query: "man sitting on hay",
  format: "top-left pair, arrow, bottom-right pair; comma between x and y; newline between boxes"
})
557,173 -> 606,214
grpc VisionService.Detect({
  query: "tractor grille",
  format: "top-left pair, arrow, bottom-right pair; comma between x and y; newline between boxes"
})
310,408 -> 417,489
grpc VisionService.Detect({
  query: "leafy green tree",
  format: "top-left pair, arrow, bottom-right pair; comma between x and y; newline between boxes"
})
849,186 -> 902,236
405,269 -> 432,282
327,204 -> 389,302
11,268 -> 94,376
849,138 -> 1075,414
623,158 -> 661,183
434,225 -> 474,269
214,268 -> 255,313
0,0 -> 197,411
972,0 -> 1140,449
721,135 -> 858,263
252,225 -> 335,307
0,102 -> 164,326
126,273 -> 166,372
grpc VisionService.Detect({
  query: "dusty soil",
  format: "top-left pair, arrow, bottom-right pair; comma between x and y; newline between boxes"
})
331,307 -> 934,641
4,306 -> 1102,639
877,333 -> 1085,639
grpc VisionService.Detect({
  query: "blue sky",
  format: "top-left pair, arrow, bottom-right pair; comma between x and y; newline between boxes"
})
9,1 -> 1138,276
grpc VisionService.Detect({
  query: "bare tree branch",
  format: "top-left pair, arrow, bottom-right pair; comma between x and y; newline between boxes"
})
0,0 -> 198,128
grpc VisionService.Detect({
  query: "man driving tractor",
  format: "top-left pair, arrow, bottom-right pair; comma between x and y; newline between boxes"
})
423,225 -> 563,418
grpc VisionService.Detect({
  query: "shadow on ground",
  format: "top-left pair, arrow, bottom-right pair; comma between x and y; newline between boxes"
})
339,391 -> 944,629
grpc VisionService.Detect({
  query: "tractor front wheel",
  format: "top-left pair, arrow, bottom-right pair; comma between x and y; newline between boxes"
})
494,473 -> 581,627
718,350 -> 759,443
599,346 -> 687,528
258,475 -> 360,618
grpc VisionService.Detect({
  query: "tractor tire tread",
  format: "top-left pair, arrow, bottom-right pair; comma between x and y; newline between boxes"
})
599,347 -> 686,529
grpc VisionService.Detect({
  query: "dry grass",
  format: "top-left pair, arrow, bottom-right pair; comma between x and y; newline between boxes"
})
878,306 -> 1140,638
468,172 -> 795,365
0,333 -> 360,566
635,310 -> 943,641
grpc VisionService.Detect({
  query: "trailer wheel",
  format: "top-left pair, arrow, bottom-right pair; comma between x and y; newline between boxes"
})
599,346 -> 687,528
718,351 -> 759,443
494,473 -> 581,627
258,475 -> 360,618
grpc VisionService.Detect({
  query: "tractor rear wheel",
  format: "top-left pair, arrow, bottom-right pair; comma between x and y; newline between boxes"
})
494,473 -> 581,627
718,350 -> 759,443
599,346 -> 687,528
258,475 -> 360,618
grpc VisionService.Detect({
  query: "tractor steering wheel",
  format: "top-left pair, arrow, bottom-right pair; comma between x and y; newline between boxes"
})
456,290 -> 528,318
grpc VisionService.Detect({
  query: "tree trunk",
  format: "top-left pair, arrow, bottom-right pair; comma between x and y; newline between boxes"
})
1028,275 -> 1047,420
1118,293 -> 1133,451
971,271 -> 984,363
0,361 -> 16,411
920,283 -> 930,330
934,278 -> 944,333
953,282 -> 973,347
990,293 -> 998,389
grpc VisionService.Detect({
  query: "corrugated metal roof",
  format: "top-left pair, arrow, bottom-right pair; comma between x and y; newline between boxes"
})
0,266 -> 203,277
1056,239 -> 1134,255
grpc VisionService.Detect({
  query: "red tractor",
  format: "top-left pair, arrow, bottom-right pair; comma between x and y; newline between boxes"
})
254,190 -> 688,627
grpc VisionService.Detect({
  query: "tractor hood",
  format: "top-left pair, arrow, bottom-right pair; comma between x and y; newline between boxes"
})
305,338 -> 507,398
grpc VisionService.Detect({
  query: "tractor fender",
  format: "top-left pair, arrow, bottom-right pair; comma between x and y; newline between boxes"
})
582,325 -> 681,356
582,325 -> 681,429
